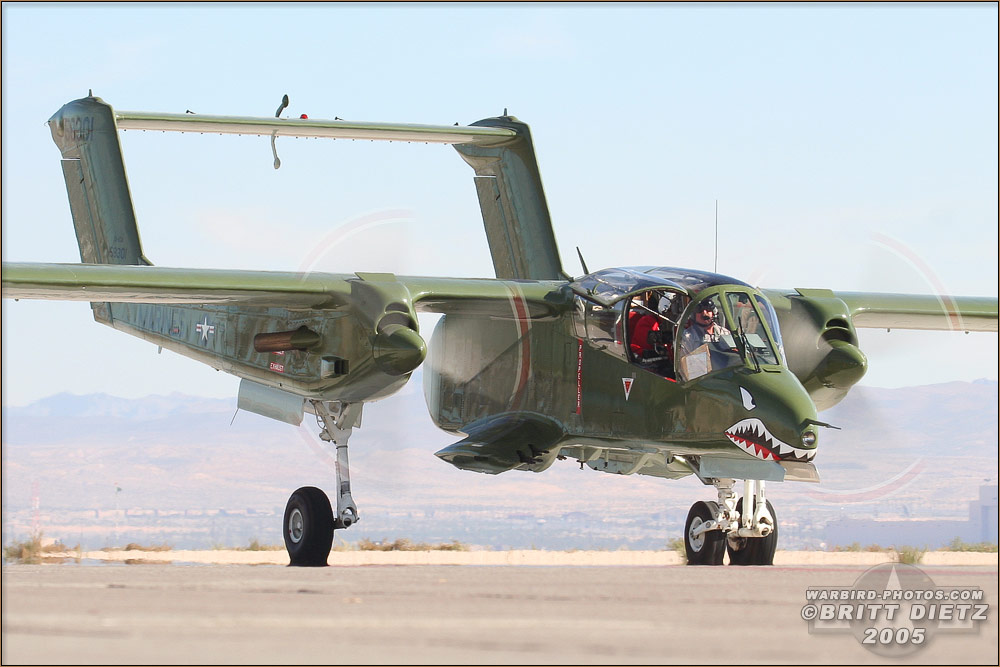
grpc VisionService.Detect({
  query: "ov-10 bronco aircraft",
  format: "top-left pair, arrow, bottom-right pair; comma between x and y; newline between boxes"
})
3,94 -> 997,566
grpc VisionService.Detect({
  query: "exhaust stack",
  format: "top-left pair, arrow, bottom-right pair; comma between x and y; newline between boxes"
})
254,326 -> 321,353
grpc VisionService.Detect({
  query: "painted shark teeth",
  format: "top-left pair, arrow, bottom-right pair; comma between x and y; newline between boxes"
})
724,418 -> 816,463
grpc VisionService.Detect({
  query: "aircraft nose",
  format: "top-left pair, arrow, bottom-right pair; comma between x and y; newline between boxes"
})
728,371 -> 820,462
723,415 -> 818,462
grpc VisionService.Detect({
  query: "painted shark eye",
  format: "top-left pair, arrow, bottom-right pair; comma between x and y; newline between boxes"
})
801,431 -> 816,447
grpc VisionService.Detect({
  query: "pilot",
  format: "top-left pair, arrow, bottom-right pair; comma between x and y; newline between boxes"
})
681,298 -> 731,356
629,292 -> 677,377
629,291 -> 661,361
659,292 -> 687,327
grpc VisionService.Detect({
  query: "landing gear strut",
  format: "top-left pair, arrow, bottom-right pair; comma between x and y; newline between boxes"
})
283,401 -> 362,567
727,497 -> 777,566
682,478 -> 777,566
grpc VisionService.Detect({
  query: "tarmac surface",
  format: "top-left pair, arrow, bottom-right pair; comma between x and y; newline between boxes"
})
2,559 -> 997,665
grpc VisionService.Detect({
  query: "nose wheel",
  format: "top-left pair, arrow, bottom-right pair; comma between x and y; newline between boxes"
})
727,498 -> 777,566
682,478 -> 778,566
684,501 -> 726,565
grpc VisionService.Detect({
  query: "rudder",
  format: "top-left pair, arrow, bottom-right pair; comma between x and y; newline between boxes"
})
453,116 -> 566,282
49,95 -> 149,267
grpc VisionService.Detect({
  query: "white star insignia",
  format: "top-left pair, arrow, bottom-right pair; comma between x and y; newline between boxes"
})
195,317 -> 216,342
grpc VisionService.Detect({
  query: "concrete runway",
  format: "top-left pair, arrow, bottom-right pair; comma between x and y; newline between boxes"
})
2,563 -> 997,665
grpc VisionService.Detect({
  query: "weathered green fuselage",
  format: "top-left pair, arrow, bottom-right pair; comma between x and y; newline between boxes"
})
423,285 -> 822,478
100,272 -> 834,484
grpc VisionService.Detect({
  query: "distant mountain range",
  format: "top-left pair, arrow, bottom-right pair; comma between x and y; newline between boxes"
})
2,375 -> 996,550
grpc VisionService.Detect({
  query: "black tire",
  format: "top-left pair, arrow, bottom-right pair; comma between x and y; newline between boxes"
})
684,501 -> 725,565
726,498 -> 777,566
283,486 -> 334,567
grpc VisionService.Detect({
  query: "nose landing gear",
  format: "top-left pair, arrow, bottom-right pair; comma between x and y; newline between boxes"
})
727,497 -> 777,566
682,478 -> 777,566
685,500 -> 726,565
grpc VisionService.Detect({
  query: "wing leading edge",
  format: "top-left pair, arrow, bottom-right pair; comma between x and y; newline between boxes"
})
0,262 -> 566,317
763,287 -> 997,333
834,291 -> 998,333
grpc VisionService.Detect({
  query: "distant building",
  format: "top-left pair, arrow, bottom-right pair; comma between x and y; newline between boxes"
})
825,484 -> 998,548
971,485 -> 998,543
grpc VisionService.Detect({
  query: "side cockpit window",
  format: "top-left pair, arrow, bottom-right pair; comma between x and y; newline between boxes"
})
728,293 -> 779,366
625,290 -> 687,379
754,294 -> 785,364
574,296 -> 626,358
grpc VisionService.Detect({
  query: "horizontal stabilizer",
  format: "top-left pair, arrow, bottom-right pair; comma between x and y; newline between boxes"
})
435,413 -> 564,475
115,110 -> 518,146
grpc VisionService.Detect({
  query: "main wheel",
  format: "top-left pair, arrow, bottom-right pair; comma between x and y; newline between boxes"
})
727,498 -> 777,566
684,501 -> 725,565
283,486 -> 334,567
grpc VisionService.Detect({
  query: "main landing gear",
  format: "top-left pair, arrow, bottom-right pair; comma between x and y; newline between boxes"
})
283,401 -> 362,567
684,478 -> 777,566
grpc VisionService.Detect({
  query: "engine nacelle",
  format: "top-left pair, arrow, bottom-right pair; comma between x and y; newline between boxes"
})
776,289 -> 868,411
424,311 -> 562,433
372,323 -> 426,376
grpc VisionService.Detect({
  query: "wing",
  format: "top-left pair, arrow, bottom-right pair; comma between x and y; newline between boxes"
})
3,261 -> 570,436
761,287 -> 997,410
833,291 -> 998,332
1,262 -> 566,317
762,287 -> 998,334
1,262 -> 349,307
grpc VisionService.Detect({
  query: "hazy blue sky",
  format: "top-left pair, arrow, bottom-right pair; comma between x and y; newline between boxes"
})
2,3 -> 997,406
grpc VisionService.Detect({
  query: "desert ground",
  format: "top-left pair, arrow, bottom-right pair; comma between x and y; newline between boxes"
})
34,547 -> 1000,567
2,550 -> 996,665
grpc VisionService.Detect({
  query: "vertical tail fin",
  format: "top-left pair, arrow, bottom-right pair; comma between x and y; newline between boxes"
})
48,95 -> 149,267
454,116 -> 567,281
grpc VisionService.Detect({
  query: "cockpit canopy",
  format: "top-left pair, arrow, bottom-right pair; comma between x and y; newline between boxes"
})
569,266 -> 752,306
570,267 -> 785,382
569,268 -> 686,307
674,292 -> 783,381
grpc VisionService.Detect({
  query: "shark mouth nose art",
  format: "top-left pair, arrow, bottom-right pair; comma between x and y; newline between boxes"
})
725,418 -> 816,462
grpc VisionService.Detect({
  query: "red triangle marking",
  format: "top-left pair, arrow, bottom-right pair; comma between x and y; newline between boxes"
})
622,378 -> 634,400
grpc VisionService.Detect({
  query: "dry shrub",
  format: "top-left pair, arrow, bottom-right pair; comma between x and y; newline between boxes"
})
357,538 -> 469,552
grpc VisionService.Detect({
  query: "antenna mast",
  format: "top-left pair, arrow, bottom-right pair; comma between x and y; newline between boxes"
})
714,200 -> 719,273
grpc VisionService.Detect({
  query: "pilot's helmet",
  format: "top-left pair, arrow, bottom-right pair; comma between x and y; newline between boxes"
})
696,299 -> 718,317
659,294 -> 680,316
